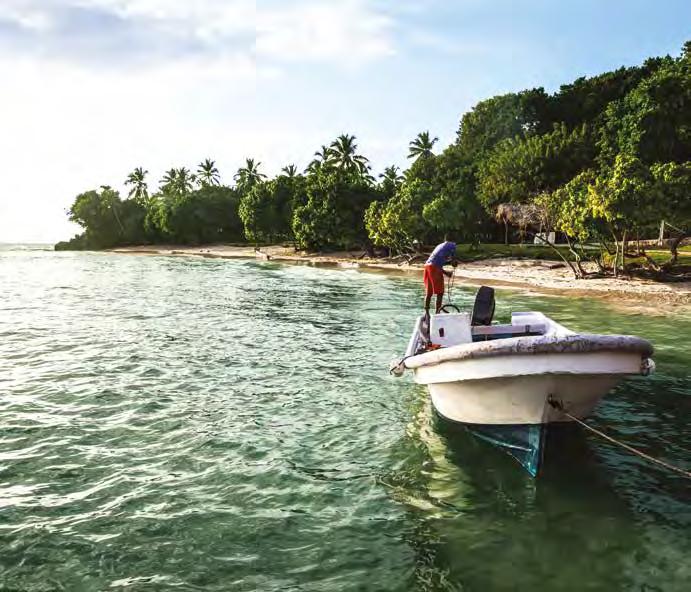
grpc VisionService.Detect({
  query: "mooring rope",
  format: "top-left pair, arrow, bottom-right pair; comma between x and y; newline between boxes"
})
548,398 -> 691,479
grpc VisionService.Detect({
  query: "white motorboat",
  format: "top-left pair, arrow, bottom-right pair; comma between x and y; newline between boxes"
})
390,287 -> 655,476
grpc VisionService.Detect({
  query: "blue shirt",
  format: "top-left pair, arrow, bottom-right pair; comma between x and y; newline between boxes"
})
426,241 -> 456,267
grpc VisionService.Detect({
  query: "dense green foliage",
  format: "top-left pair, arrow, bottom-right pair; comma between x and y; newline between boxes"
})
59,43 -> 690,276
477,123 -> 596,210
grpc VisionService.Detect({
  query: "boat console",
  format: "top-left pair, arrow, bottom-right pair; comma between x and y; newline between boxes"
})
430,311 -> 547,347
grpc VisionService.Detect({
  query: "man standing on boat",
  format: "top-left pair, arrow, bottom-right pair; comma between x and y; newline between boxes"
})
424,240 -> 457,315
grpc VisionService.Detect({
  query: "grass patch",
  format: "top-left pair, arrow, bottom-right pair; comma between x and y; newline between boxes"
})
454,243 -> 572,262
453,243 -> 691,267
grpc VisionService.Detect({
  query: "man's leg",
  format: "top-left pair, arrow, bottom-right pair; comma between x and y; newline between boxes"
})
435,293 -> 443,314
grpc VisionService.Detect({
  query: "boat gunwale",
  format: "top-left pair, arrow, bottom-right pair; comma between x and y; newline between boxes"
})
404,333 -> 654,369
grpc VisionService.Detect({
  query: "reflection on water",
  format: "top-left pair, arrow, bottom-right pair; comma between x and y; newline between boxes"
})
386,372 -> 690,591
0,249 -> 689,591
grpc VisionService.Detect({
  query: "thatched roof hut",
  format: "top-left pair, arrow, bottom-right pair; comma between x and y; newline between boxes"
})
495,203 -> 549,230
495,202 -> 551,244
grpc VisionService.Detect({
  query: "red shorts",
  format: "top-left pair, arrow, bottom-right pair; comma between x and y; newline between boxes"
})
423,264 -> 444,296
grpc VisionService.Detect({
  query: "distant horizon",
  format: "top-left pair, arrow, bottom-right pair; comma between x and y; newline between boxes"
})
1,0 -> 689,243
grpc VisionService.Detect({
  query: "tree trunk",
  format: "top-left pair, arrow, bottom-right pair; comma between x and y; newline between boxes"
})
111,204 -> 125,235
532,232 -> 580,279
504,219 -> 508,245
613,239 -> 619,278
621,230 -> 628,276
565,235 -> 586,278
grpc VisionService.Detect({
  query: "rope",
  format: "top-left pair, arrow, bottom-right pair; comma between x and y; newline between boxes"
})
446,268 -> 455,305
548,398 -> 691,479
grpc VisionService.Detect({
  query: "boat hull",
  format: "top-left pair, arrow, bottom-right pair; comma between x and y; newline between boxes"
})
435,415 -> 547,477
427,373 -> 622,425
413,350 -> 644,425
419,353 -> 642,476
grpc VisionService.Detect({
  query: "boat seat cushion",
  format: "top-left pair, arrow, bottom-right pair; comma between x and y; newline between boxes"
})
471,286 -> 495,326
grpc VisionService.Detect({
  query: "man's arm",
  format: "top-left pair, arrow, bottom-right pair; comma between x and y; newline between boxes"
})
442,256 -> 458,277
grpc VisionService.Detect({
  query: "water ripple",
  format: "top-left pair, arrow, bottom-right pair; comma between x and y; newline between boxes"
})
0,251 -> 689,591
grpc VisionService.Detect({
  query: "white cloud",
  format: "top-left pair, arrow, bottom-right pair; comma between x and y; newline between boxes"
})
0,0 -> 400,242
1,2 -> 56,32
1,0 -> 395,65
256,0 -> 394,64
78,0 -> 255,43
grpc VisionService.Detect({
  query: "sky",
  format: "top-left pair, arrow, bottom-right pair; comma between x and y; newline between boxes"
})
0,0 -> 689,243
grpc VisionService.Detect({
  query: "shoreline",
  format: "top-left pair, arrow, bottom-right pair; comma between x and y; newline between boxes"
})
108,244 -> 691,314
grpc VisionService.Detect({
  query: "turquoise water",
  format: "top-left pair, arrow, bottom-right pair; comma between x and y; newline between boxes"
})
1,248 -> 689,591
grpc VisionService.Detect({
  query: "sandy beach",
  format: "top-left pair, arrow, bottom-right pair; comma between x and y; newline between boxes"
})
109,244 -> 691,313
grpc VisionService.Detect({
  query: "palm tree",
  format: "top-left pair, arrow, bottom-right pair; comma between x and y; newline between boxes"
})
125,167 -> 149,203
234,158 -> 266,191
174,167 -> 195,195
379,165 -> 403,186
160,168 -> 178,194
329,134 -> 370,175
306,145 -> 333,174
281,164 -> 298,178
197,158 -> 220,186
408,131 -> 438,160
378,165 -> 403,197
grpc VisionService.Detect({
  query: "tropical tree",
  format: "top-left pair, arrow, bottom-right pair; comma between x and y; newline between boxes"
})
365,179 -> 434,253
597,53 -> 690,167
152,185 -> 243,244
292,171 -> 377,250
174,167 -> 195,195
455,89 -> 547,160
159,168 -> 178,194
306,145 -> 334,174
197,158 -> 220,186
234,158 -> 267,192
477,123 -> 595,211
379,165 -> 403,199
281,164 -> 298,178
63,186 -> 147,249
159,167 -> 195,198
408,131 -> 439,160
329,134 -> 370,176
380,165 -> 403,185
239,183 -> 278,243
125,167 -> 149,203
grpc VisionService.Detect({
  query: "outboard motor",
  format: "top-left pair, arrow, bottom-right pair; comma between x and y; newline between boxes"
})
471,286 -> 495,326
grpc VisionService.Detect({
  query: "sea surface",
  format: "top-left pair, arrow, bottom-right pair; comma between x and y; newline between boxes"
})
1,246 -> 689,591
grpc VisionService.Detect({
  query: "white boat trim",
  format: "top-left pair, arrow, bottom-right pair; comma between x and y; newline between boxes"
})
404,332 -> 653,370
413,350 -> 647,384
